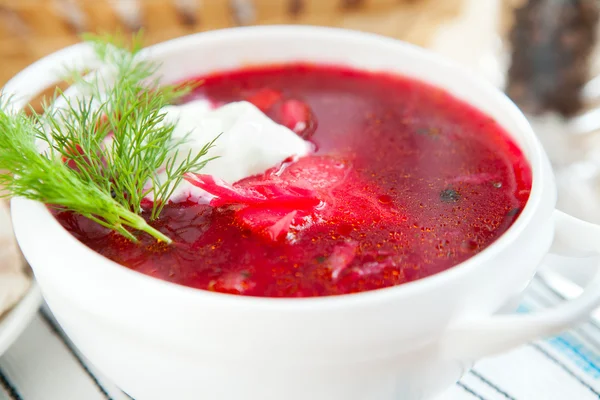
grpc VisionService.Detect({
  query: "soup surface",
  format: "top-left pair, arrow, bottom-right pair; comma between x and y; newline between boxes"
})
54,64 -> 532,297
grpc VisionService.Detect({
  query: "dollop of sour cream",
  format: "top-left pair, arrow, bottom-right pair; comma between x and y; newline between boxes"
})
154,100 -> 313,203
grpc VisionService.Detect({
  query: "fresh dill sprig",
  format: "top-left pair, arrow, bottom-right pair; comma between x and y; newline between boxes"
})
0,33 -> 217,243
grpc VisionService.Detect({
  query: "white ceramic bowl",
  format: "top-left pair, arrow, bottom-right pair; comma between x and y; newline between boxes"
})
7,26 -> 600,400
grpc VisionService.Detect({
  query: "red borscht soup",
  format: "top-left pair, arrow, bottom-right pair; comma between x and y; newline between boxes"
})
54,64 -> 532,297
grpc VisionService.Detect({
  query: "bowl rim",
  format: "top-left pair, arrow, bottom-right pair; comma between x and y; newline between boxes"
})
10,25 -> 547,309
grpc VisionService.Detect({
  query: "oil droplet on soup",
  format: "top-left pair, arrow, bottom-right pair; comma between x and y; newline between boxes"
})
53,64 -> 532,298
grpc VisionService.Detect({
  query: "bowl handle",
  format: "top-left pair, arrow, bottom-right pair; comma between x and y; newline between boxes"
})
2,42 -> 95,111
442,210 -> 600,360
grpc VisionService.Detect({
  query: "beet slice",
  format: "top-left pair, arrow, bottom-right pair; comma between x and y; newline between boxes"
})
327,241 -> 359,281
185,174 -> 320,209
244,88 -> 283,112
264,98 -> 317,140
208,270 -> 256,295
235,207 -> 299,241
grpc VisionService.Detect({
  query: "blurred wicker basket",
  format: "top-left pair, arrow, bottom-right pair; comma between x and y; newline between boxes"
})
0,0 -> 477,85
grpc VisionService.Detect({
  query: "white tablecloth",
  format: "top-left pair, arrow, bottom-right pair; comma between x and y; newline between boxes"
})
1,275 -> 599,400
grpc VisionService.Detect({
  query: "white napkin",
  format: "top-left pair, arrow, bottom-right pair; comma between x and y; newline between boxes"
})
0,200 -> 31,318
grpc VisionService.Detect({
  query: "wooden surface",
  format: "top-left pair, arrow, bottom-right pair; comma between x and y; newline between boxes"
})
0,0 -> 470,86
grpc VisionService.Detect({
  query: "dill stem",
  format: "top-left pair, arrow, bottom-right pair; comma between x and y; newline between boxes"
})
138,221 -> 173,244
116,208 -> 172,243
140,224 -> 172,244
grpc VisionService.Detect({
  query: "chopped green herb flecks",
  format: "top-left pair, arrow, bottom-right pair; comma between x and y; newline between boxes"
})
507,207 -> 521,217
440,188 -> 460,203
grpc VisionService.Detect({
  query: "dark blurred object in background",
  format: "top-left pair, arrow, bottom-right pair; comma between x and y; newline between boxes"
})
506,0 -> 600,118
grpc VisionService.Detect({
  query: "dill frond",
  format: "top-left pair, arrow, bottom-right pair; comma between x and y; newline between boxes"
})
0,33 -> 217,243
